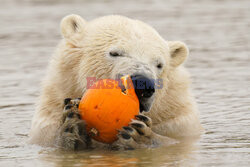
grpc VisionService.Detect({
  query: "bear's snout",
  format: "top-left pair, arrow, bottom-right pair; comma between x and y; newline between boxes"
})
131,74 -> 155,112
131,74 -> 155,98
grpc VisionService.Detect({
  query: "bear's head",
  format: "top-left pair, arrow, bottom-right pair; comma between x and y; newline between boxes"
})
60,14 -> 189,112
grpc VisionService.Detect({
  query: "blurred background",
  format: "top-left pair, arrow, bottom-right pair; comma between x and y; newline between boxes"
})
0,0 -> 249,166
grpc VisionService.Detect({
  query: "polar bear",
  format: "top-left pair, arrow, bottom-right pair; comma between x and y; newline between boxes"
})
29,14 -> 203,150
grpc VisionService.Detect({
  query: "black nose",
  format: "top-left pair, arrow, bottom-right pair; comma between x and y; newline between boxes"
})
131,74 -> 155,99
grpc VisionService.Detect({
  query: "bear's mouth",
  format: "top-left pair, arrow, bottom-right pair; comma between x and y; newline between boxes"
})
118,74 -> 155,113
139,102 -> 148,112
114,74 -> 155,113
138,97 -> 154,113
131,75 -> 155,113
119,84 -> 151,113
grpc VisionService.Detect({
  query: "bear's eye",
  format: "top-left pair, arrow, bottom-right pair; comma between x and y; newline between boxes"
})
157,63 -> 163,69
109,51 -> 121,57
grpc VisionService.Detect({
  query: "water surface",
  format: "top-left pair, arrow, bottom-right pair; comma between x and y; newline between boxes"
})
0,0 -> 250,166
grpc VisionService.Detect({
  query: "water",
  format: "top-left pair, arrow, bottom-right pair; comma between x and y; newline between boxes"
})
0,0 -> 249,166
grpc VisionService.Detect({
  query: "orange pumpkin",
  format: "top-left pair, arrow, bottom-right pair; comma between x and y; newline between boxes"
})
78,75 -> 139,143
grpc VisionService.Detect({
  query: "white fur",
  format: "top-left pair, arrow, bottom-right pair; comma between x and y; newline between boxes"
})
30,14 -> 203,146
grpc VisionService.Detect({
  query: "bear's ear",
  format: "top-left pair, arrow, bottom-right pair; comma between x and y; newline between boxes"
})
60,14 -> 86,47
168,41 -> 189,67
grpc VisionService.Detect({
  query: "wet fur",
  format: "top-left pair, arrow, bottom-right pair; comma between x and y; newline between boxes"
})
29,15 -> 202,149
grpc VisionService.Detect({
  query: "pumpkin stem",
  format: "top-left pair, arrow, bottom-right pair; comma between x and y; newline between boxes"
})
121,75 -> 134,96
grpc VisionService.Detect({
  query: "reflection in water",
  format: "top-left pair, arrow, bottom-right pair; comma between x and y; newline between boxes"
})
0,0 -> 250,166
39,141 -> 199,167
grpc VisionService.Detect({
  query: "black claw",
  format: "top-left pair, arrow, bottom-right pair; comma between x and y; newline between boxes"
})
78,123 -> 85,136
65,105 -> 73,110
74,139 -> 84,150
76,113 -> 81,119
64,98 -> 72,105
135,115 -> 149,122
121,132 -> 131,140
131,123 -> 144,129
123,126 -> 133,132
65,127 -> 69,132
67,112 -> 74,118
131,123 -> 145,135
74,140 -> 79,150
65,127 -> 73,133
